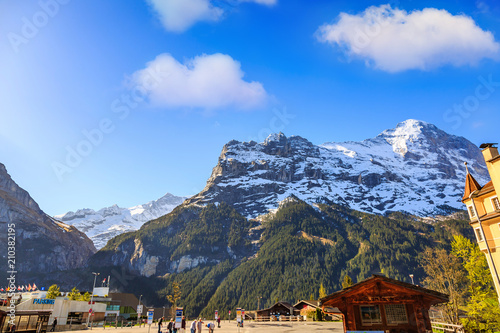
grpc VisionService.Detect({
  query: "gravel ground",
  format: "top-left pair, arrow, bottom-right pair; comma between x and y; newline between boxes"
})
72,321 -> 344,333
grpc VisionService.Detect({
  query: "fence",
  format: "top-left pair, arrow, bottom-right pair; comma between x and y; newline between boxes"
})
254,316 -> 304,322
431,321 -> 465,333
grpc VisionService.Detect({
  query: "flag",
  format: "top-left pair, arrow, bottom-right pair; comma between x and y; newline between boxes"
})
33,283 -> 37,290
1,288 -> 4,292
6,287 -> 9,292
21,286 -> 24,291
28,284 -> 32,291
17,286 -> 21,291
102,278 -> 106,283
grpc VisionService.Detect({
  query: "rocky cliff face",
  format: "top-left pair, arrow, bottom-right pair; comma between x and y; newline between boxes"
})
186,119 -> 489,217
91,202 -> 256,277
0,163 -> 96,276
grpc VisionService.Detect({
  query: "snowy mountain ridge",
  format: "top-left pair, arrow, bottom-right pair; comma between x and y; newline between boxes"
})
55,193 -> 187,249
185,119 -> 489,218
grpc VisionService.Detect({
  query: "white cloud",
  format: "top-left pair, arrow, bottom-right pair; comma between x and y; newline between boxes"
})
316,5 -> 500,72
146,0 -> 223,32
146,0 -> 276,32
239,0 -> 277,5
130,53 -> 268,110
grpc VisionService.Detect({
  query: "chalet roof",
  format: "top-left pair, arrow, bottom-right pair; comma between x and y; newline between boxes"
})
293,300 -> 320,308
319,275 -> 448,306
256,301 -> 296,313
462,172 -> 482,201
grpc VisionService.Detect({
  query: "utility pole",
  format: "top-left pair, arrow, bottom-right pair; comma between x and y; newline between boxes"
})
88,272 -> 99,329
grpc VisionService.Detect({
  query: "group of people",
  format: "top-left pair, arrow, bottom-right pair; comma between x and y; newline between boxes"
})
158,316 -> 186,333
158,317 -> 219,333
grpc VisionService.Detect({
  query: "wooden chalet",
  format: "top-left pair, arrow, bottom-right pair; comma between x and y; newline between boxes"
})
255,302 -> 299,320
320,275 -> 448,333
293,300 -> 342,320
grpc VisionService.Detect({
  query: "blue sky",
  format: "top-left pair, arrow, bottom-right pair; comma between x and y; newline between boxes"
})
1,0 -> 500,215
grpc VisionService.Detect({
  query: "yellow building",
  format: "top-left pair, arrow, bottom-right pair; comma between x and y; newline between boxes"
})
462,143 -> 500,301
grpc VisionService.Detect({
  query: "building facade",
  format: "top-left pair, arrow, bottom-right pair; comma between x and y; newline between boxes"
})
462,143 -> 500,301
320,275 -> 448,333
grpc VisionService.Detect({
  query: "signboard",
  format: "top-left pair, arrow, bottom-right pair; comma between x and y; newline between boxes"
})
236,308 -> 242,323
215,310 -> 218,320
93,287 -> 109,297
32,299 -> 54,305
175,307 -> 183,329
242,309 -> 245,318
137,305 -> 143,315
147,309 -> 154,325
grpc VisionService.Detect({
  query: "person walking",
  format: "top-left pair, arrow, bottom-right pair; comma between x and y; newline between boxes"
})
181,316 -> 186,332
216,317 -> 220,328
50,317 -> 57,332
196,319 -> 203,333
189,320 -> 196,333
9,323 -> 16,333
167,319 -> 173,333
158,317 -> 163,333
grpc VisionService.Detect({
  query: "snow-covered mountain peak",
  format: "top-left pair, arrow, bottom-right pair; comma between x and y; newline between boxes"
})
56,193 -> 188,249
187,119 -> 489,218
264,132 -> 286,145
376,119 -> 437,157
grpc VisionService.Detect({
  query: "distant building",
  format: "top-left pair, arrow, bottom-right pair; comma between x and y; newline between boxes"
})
462,143 -> 500,301
293,300 -> 341,320
255,302 -> 299,320
320,275 -> 448,333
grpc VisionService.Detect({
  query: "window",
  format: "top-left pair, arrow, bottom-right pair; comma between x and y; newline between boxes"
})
468,206 -> 476,218
492,197 -> 500,211
385,304 -> 408,324
360,305 -> 381,325
475,227 -> 484,242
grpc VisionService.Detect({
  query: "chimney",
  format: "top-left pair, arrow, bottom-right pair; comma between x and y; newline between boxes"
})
480,143 -> 499,162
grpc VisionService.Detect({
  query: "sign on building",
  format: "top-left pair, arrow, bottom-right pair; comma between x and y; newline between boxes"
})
32,299 -> 54,305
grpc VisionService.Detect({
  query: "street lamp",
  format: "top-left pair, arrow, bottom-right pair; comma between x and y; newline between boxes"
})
87,272 -> 99,328
162,306 -> 165,318
409,274 -> 414,284
138,295 -> 143,326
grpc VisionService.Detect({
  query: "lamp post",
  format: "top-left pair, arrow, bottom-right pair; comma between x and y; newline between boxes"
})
138,295 -> 143,327
409,274 -> 414,284
162,306 -> 165,318
87,272 -> 99,328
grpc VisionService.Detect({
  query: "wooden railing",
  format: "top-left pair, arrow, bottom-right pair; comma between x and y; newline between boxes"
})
254,316 -> 304,322
431,321 -> 465,333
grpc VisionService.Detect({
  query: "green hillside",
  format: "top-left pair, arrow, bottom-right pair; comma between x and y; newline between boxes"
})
56,198 -> 473,319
